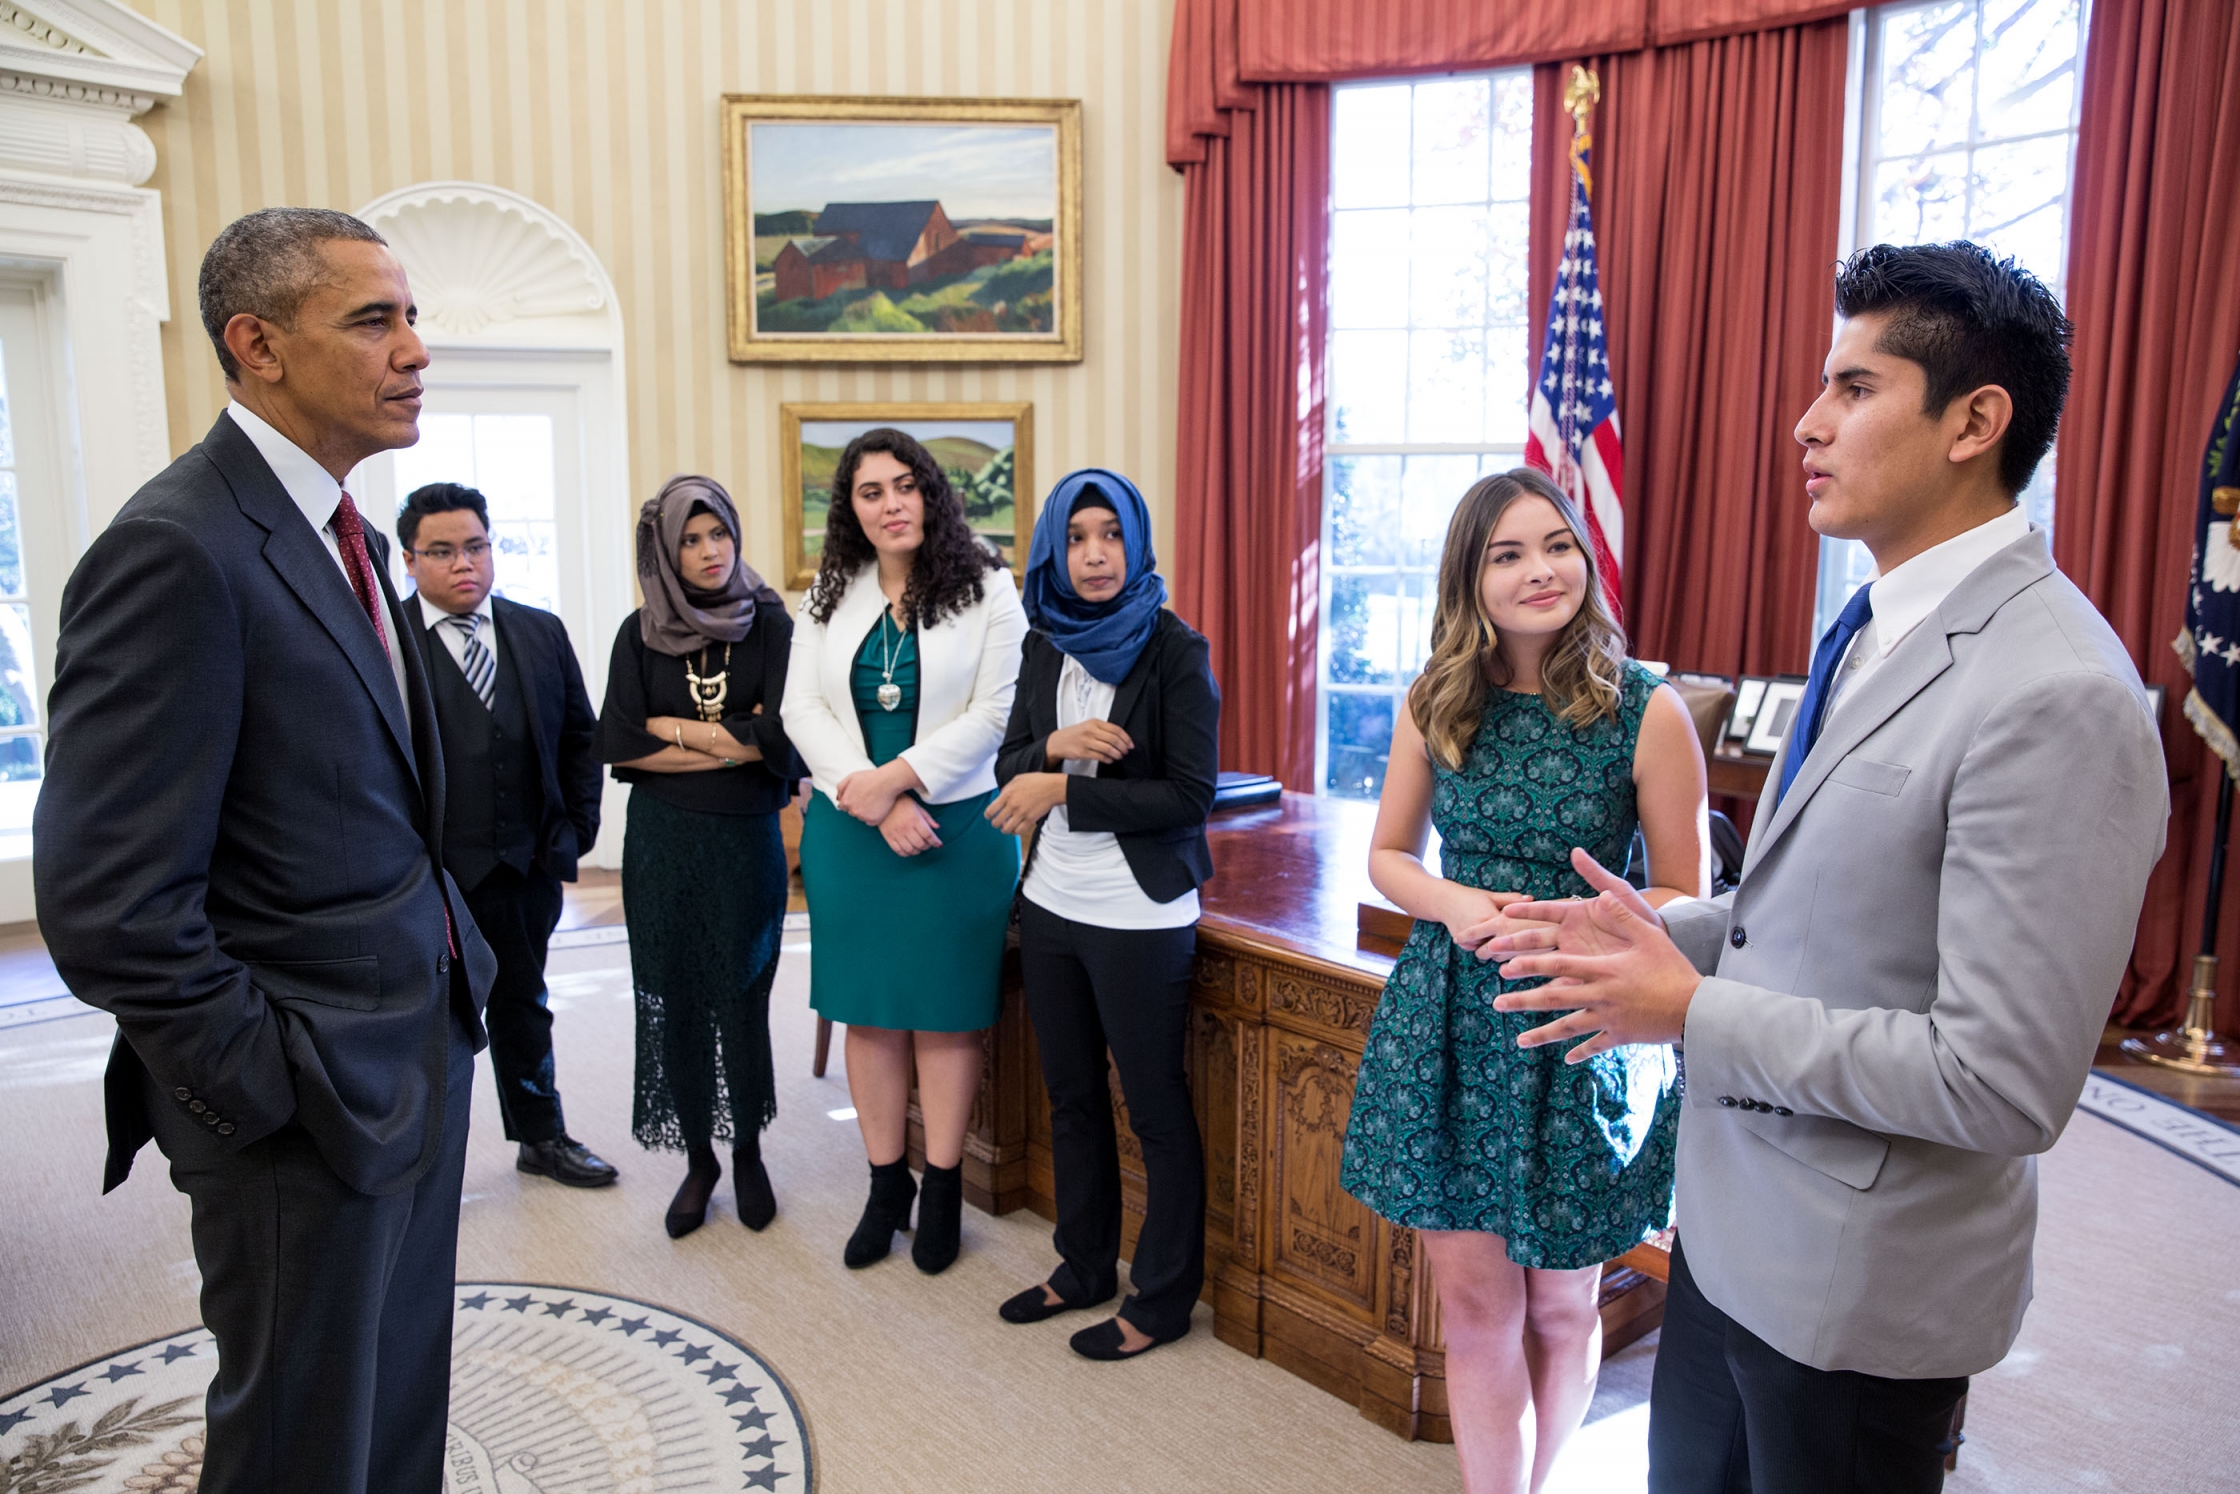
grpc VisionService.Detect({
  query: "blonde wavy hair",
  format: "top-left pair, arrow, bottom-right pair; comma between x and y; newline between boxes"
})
1410,468 -> 1630,769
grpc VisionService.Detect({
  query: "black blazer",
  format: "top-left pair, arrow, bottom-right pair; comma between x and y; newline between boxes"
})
34,413 -> 498,1198
410,594 -> 602,881
994,608 -> 1220,905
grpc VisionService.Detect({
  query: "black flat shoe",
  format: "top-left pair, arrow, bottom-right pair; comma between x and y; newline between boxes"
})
518,1136 -> 621,1188
844,1160 -> 917,1268
912,1163 -> 963,1275
734,1151 -> 776,1232
664,1154 -> 722,1239
999,1282 -> 1114,1324
1069,1316 -> 1187,1361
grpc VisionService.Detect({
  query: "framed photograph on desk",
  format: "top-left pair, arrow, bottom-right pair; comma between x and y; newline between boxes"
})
1744,676 -> 1810,757
1727,677 -> 1771,742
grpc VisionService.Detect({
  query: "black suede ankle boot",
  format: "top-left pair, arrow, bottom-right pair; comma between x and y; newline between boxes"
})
912,1162 -> 963,1275
843,1159 -> 917,1268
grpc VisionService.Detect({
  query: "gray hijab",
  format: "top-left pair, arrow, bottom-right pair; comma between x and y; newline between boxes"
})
635,474 -> 782,656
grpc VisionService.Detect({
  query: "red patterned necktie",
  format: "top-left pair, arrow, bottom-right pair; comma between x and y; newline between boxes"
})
329,491 -> 390,652
331,489 -> 456,960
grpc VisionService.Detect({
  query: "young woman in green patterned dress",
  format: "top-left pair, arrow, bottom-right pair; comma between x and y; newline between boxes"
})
1339,468 -> 1708,1494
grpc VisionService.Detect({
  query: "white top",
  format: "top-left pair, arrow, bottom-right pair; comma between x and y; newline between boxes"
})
1022,653 -> 1200,930
225,402 -> 408,704
1826,504 -> 2031,723
781,561 -> 1028,806
414,591 -> 500,673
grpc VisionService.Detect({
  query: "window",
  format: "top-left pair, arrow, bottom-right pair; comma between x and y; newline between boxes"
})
391,412 -> 564,616
1321,70 -> 1535,799
0,335 -> 39,857
1817,0 -> 2088,638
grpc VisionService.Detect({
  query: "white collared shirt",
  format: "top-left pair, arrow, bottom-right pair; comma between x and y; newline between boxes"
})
414,591 -> 500,675
1826,503 -> 2032,722
225,402 -> 408,703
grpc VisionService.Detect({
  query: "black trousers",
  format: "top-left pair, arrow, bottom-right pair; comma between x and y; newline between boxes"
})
145,1015 -> 475,1494
1018,899 -> 1204,1340
462,863 -> 566,1144
1649,1237 -> 1969,1494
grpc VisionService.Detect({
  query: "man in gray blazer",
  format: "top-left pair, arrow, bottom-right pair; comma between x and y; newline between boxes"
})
1485,242 -> 2167,1492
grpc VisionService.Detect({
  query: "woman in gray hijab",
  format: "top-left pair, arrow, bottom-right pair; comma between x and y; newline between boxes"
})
597,475 -> 804,1238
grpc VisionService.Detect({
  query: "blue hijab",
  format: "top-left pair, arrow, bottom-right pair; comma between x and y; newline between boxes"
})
1022,468 -> 1167,685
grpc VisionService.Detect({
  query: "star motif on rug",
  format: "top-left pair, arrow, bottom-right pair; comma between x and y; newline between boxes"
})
540,1298 -> 578,1318
0,1409 -> 31,1435
740,1433 -> 782,1459
679,1343 -> 711,1364
721,1383 -> 761,1406
42,1384 -> 87,1407
159,1344 -> 199,1363
98,1361 -> 144,1382
699,1360 -> 738,1383
459,1292 -> 493,1311
650,1328 -> 683,1348
616,1316 -> 650,1336
742,1468 -> 782,1491
578,1306 -> 612,1326
733,1407 -> 772,1431
503,1295 -> 535,1314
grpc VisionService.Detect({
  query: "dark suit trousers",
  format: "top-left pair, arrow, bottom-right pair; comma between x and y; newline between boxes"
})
1649,1237 -> 1969,1494
1018,899 -> 1204,1340
145,1015 -> 474,1494
462,864 -> 566,1144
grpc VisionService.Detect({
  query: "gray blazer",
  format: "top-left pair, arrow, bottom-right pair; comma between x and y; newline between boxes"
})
1661,526 -> 2166,1379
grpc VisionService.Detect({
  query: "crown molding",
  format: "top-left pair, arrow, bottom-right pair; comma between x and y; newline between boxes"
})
358,182 -> 620,342
0,1 -> 201,115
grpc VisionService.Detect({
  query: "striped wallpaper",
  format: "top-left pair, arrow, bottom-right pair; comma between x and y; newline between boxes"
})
133,0 -> 1184,578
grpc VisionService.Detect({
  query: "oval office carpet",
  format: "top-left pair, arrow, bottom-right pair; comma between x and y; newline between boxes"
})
5,932 -> 2238,1493
0,1286 -> 809,1492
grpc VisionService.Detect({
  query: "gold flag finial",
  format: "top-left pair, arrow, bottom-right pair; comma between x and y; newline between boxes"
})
1564,65 -> 1600,137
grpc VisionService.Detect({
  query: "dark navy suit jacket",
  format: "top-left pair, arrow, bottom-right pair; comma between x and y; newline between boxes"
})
35,413 -> 498,1198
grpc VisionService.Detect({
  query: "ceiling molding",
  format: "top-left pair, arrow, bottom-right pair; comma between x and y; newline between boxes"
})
0,0 -> 201,115
359,182 -> 619,341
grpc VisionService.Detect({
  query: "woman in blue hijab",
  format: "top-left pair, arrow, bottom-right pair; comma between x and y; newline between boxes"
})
985,469 -> 1222,1361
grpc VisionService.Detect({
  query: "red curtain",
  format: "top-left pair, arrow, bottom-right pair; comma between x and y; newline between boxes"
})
1170,85 -> 1331,786
2056,0 -> 2240,1029
1527,21 -> 1849,680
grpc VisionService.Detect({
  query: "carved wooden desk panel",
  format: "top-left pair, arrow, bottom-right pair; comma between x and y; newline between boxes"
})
917,793 -> 1664,1444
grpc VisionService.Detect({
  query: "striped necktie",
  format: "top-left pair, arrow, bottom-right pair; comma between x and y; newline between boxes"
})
447,612 -> 496,710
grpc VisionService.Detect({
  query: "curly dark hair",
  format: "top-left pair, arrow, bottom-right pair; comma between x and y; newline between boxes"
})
805,427 -> 1002,627
1833,241 -> 2073,496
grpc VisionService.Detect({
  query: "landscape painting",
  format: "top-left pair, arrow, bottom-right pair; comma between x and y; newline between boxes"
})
723,96 -> 1083,363
778,402 -> 1035,590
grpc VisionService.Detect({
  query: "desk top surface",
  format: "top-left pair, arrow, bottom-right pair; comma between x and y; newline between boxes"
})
1200,792 -> 1399,983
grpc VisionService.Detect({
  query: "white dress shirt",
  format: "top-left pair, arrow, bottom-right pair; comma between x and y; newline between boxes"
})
1825,504 -> 2031,724
1021,653 -> 1200,930
225,402 -> 408,704
414,591 -> 499,674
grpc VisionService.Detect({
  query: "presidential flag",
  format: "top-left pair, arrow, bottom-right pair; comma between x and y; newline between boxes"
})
2179,350 -> 2240,770
1524,89 -> 1625,607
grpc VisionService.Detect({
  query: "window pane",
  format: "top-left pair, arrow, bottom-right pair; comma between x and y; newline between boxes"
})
1334,84 -> 1411,210
1326,574 -> 1402,685
1488,72 -> 1534,200
1411,77 -> 1490,206
0,471 -> 20,598
1330,330 -> 1408,443
1484,208 -> 1532,325
1328,455 -> 1403,568
1399,454 -> 1481,569
391,412 -> 475,503
1408,206 -> 1493,328
1977,0 -> 2081,139
0,602 -> 36,731
1872,150 -> 1971,246
1968,134 -> 2070,285
1331,209 -> 1411,329
1408,328 -> 1487,443
1325,690 -> 1398,800
1484,324 -> 1532,444
1877,2 -> 1978,159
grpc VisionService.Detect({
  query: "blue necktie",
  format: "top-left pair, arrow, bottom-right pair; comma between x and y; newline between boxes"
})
1774,582 -> 1874,808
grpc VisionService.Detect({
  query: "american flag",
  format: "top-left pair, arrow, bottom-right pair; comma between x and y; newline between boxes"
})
1524,130 -> 1625,607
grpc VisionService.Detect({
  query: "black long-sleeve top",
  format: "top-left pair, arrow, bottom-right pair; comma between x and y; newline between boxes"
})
597,607 -> 803,816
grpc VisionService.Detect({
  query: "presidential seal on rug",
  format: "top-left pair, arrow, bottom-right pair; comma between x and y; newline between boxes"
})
0,1284 -> 813,1492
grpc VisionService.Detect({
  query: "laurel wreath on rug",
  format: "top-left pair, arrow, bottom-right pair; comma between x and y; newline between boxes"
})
0,1397 -> 201,1494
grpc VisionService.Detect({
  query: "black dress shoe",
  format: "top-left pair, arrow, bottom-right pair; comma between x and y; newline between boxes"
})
912,1162 -> 963,1275
734,1150 -> 776,1232
844,1160 -> 917,1268
518,1137 -> 620,1189
1070,1316 -> 1187,1361
999,1281 -> 1114,1324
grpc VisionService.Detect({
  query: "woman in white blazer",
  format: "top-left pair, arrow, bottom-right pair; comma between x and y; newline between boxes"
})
783,427 -> 1027,1276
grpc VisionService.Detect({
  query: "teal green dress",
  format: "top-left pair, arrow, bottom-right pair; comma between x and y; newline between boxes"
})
801,616 -> 1019,1031
1339,663 -> 1679,1269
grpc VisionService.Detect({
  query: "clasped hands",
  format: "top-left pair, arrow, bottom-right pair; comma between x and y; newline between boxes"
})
983,720 -> 1134,838
835,759 -> 941,858
1476,846 -> 1706,1064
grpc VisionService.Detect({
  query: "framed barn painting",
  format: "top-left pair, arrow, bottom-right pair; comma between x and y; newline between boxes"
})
778,402 -> 1035,590
722,95 -> 1083,363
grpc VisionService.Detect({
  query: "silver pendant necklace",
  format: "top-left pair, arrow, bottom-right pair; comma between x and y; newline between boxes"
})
876,612 -> 903,712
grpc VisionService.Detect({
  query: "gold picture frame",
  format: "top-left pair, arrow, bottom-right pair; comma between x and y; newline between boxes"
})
780,402 -> 1036,591
722,94 -> 1084,363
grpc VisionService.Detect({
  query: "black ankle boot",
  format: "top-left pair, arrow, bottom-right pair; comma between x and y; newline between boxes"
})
733,1137 -> 775,1232
912,1162 -> 963,1275
664,1144 -> 721,1240
844,1160 -> 917,1268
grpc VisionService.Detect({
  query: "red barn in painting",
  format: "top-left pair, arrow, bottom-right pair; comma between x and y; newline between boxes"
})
766,202 -> 1035,302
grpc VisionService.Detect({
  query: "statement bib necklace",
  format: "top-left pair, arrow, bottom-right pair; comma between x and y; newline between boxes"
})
685,642 -> 731,722
876,613 -> 904,712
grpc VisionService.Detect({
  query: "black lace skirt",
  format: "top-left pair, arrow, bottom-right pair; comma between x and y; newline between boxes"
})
621,791 -> 788,1151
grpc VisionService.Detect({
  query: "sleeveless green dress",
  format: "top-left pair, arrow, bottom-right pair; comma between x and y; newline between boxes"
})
1339,662 -> 1679,1269
800,616 -> 1019,1032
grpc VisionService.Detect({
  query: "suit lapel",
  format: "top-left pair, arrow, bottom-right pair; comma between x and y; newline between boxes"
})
493,598 -> 552,759
1106,619 -> 1159,737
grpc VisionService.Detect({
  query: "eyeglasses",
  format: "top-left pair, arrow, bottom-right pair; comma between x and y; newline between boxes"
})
411,540 -> 492,564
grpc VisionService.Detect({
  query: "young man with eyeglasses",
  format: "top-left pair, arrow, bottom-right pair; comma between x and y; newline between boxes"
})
400,481 -> 617,1188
